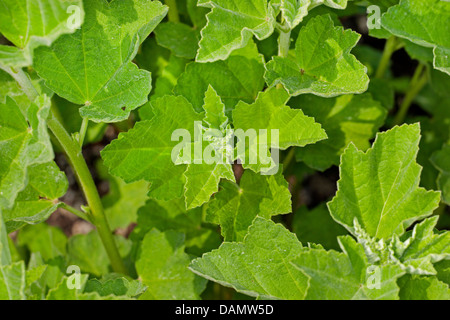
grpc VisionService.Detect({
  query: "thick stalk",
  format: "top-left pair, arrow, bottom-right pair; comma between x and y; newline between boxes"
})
165,0 -> 180,23
393,63 -> 427,126
6,66 -> 128,275
47,114 -> 127,275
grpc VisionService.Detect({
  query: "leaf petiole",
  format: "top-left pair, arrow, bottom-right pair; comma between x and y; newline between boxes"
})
393,63 -> 428,126
78,117 -> 89,147
60,203 -> 91,222
375,36 -> 404,79
278,29 -> 292,58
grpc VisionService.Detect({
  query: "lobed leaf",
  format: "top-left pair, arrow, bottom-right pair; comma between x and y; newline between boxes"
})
381,0 -> 450,75
265,14 -> 369,97
328,124 -> 441,239
0,0 -> 84,67
33,0 -> 168,122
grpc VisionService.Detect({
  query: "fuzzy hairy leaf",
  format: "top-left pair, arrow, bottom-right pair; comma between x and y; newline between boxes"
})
0,0 -> 84,67
206,170 -> 292,242
196,0 -> 275,62
155,22 -> 200,59
102,95 -> 203,201
191,218 -> 405,300
3,162 -> 67,233
190,217 -> 310,300
0,261 -> 26,300
67,231 -> 131,277
381,0 -> 450,75
33,0 -> 168,122
292,236 -> 404,299
104,88 -> 238,208
265,14 -> 369,97
292,93 -> 387,171
175,40 -> 265,114
233,87 -> 327,174
328,124 -> 441,239
136,229 -> 207,300
0,95 -> 53,209
398,275 -> 450,300
131,198 -> 221,256
390,216 -> 450,275
183,86 -> 235,209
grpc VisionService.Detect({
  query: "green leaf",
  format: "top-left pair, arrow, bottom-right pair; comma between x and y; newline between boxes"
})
150,55 -> 189,102
33,0 -> 168,123
390,216 -> 450,275
381,0 -> 450,75
0,0 -> 84,67
190,217 -> 310,300
17,223 -> 67,261
187,0 -> 209,28
175,41 -> 265,114
0,95 -> 53,209
136,229 -> 207,300
233,87 -> 327,174
0,45 -> 29,68
0,208 -> 11,266
183,86 -> 235,209
0,69 -> 51,114
131,198 -> 221,257
292,204 -> 348,250
196,0 -> 275,62
291,93 -> 387,171
67,231 -> 131,277
328,124 -> 441,239
102,95 -> 203,201
280,0 -> 310,30
292,236 -> 404,299
431,144 -> 450,205
398,275 -> 450,300
98,161 -> 149,230
206,169 -> 292,241
265,14 -> 369,97
84,276 -> 146,299
46,274 -> 118,300
155,22 -> 200,59
3,162 -> 68,232
435,260 -> 450,286
25,262 -> 48,300
192,218 -> 406,300
0,261 -> 26,300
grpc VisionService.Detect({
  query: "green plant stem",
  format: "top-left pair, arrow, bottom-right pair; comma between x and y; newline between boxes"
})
278,29 -> 291,58
78,117 -> 89,146
7,66 -> 128,275
393,63 -> 428,126
60,203 -> 90,222
282,148 -> 296,171
375,36 -> 403,79
47,114 -> 128,275
165,0 -> 180,23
